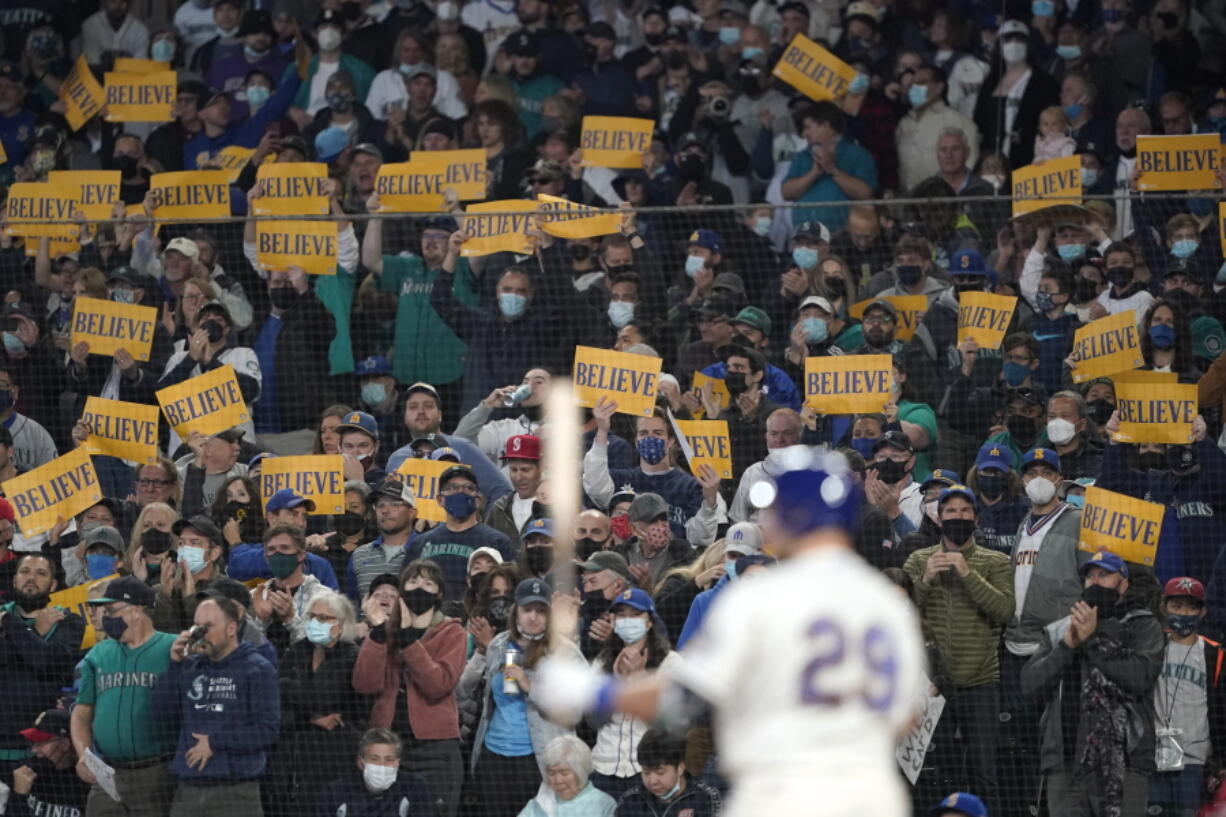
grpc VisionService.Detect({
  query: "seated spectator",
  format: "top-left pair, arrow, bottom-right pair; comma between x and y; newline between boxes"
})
316,728 -> 437,817
613,728 -> 720,817
517,735 -> 616,817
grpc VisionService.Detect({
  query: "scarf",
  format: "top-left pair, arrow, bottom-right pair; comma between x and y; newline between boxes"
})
1076,630 -> 1130,817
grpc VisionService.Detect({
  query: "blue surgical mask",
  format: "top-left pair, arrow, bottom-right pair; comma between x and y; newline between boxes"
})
849,72 -> 870,94
151,39 -> 175,62
1149,323 -> 1176,349
1056,44 -> 1081,60
613,617 -> 649,644
179,545 -> 208,574
1032,0 -> 1054,15
86,554 -> 117,580
907,83 -> 928,108
1056,243 -> 1085,262
637,436 -> 666,465
803,316 -> 828,344
1003,361 -> 1031,386
110,288 -> 135,304
792,246 -> 818,270
2,332 -> 25,354
305,618 -> 336,646
718,26 -> 741,44
685,254 -> 706,278
361,382 -> 388,407
1065,492 -> 1085,508
1209,115 -> 1226,132
752,216 -> 772,237
607,300 -> 634,328
658,780 -> 682,802
1063,103 -> 1083,119
1081,167 -> 1099,188
1171,239 -> 1199,259
498,293 -> 527,318
243,45 -> 270,60
850,436 -> 877,459
398,62 -> 422,75
740,46 -> 764,60
442,492 -> 478,519
245,85 -> 270,107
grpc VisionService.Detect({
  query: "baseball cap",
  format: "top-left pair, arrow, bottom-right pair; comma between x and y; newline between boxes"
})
237,8 -> 275,37
0,60 -> 24,84
750,446 -> 859,534
515,577 -> 552,607
337,410 -> 378,439
873,429 -> 913,455
844,0 -> 881,26
356,355 -> 393,378
213,427 -> 245,443
628,493 -> 669,524
794,221 -> 831,243
1007,384 -> 1048,407
405,63 -> 437,82
197,300 -> 232,326
937,483 -> 978,509
578,551 -> 633,582
164,236 -> 200,260
107,266 -> 145,287
506,29 -> 540,56
1163,576 -> 1206,600
410,433 -> 445,450
20,709 -> 70,743
197,576 -> 253,610
2,302 -> 36,322
420,215 -> 459,234
172,514 -> 223,546
430,446 -> 462,462
778,0 -> 810,16
439,464 -> 477,489
1020,448 -> 1060,473
0,497 -> 13,523
265,489 -> 316,513
724,521 -> 763,556
862,298 -> 898,321
1079,549 -> 1130,578
368,573 -> 400,595
467,546 -> 505,572
314,126 -> 349,163
583,21 -> 616,40
314,7 -> 345,28
83,526 -> 125,555
732,306 -> 771,335
521,518 -> 553,542
608,587 -> 657,615
406,382 -> 440,402
929,793 -> 988,817
502,434 -> 541,461
697,295 -> 738,321
919,469 -> 961,491
249,451 -> 275,470
371,478 -> 416,506
687,229 -> 723,253
608,489 -> 637,512
999,19 -> 1029,38
718,0 -> 749,17
799,294 -> 836,315
88,576 -> 156,607
975,442 -> 1016,473
950,249 -> 990,277
712,272 -> 746,297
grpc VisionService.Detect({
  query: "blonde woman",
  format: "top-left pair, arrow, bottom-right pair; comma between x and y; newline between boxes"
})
653,541 -> 726,644
126,501 -> 180,588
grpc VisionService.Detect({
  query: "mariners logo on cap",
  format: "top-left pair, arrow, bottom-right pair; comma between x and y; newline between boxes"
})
345,412 -> 362,424
990,447 -> 1001,456
1092,551 -> 1106,562
689,231 -> 699,242
960,254 -> 970,269
1034,449 -> 1045,459
512,437 -> 522,452
731,528 -> 745,541
622,590 -> 634,600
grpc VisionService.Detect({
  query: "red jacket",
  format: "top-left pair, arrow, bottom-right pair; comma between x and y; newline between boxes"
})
352,617 -> 465,740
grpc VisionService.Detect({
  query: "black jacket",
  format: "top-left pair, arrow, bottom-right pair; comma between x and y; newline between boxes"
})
280,639 -> 369,733
243,293 -> 337,432
6,762 -> 89,817
614,775 -> 721,817
316,768 -> 438,817
0,603 -> 85,753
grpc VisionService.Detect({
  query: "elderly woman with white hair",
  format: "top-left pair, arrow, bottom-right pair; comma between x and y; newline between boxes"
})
516,735 -> 617,817
268,589 -> 369,814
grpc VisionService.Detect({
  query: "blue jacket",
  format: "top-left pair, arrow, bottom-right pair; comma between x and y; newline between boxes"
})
182,74 -> 301,169
153,642 -> 281,783
677,573 -> 732,649
226,544 -> 340,590
699,360 -> 801,410
386,434 -> 512,504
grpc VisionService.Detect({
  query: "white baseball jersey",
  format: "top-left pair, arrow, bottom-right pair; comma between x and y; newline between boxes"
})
671,545 -> 925,817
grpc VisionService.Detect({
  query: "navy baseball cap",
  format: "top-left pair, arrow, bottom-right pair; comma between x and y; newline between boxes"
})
687,229 -> 723,253
515,578 -> 551,607
356,355 -> 392,378
337,410 -> 378,439
949,249 -> 990,277
749,446 -> 860,535
1079,550 -> 1130,579
521,518 -> 553,542
929,793 -> 988,817
1021,448 -> 1060,473
607,587 -> 657,615
975,442 -> 1016,473
266,489 -> 316,513
920,469 -> 961,491
937,483 -> 978,509
88,576 -> 155,607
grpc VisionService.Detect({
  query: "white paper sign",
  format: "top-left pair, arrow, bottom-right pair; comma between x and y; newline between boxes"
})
84,748 -> 122,802
896,683 -> 945,785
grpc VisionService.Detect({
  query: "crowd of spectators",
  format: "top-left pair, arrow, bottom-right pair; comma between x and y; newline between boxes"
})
4,0 -> 1226,816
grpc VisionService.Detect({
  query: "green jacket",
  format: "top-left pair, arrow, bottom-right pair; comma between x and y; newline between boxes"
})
288,54 -> 376,109
376,255 -> 479,385
904,540 -> 1015,688
315,264 -> 356,375
513,73 -> 564,139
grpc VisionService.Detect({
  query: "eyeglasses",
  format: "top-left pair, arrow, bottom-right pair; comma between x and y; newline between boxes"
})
137,478 -> 173,487
306,613 -> 338,623
440,484 -> 479,495
862,314 -> 895,325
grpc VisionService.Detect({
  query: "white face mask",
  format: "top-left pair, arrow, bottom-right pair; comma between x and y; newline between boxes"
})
1046,417 -> 1076,445
1001,41 -> 1027,64
318,27 -> 343,51
363,762 -> 397,792
1024,476 -> 1056,506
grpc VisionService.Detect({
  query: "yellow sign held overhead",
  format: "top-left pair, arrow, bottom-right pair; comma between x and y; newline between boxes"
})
104,71 -> 176,122
804,354 -> 892,414
375,149 -> 487,211
674,419 -> 733,479
260,455 -> 345,514
395,458 -> 451,523
150,171 -> 230,223
61,56 -> 105,131
771,33 -> 858,102
690,371 -> 731,419
460,200 -> 538,257
113,57 -> 170,74
2,448 -> 102,538
156,365 -> 250,437
1069,310 -> 1143,383
577,117 -> 654,168
82,396 -> 160,464
956,292 -> 1017,350
253,162 -> 331,216
4,183 -> 81,240
48,171 -> 121,221
256,220 -> 338,275
1111,381 -> 1197,445
1079,485 -> 1164,566
1011,156 -> 1082,219
537,194 -> 621,239
1136,134 -> 1222,191
70,296 -> 158,361
573,346 -> 662,417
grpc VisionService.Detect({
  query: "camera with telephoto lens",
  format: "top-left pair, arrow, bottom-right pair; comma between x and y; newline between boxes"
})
707,95 -> 731,118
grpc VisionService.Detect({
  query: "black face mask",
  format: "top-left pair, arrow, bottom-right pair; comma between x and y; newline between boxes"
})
645,32 -> 664,46
1082,584 -> 1120,617
1119,146 -> 1137,160
114,154 -> 139,176
1086,398 -> 1114,426
941,518 -> 976,546
525,546 -> 553,574
825,277 -> 846,298
468,571 -> 488,591
401,587 -> 438,616
575,537 -> 604,560
569,243 -> 592,262
1007,414 -> 1037,443
872,459 -> 906,485
202,319 -> 226,343
486,596 -> 512,627
269,286 -> 300,310
341,0 -> 362,19
142,529 -> 172,555
1106,266 -> 1132,289
1073,276 -> 1100,303
677,153 -> 706,182
334,511 -> 366,536
582,43 -> 599,64
663,49 -> 687,70
224,499 -> 251,520
724,372 -> 748,396
1138,451 -> 1168,472
582,589 -> 607,613
977,472 -> 1006,500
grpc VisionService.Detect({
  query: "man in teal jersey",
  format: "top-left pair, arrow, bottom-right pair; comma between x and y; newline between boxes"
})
0,553 -> 84,781
72,576 -> 177,817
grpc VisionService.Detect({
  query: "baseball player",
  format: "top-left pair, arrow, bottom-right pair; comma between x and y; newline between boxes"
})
534,446 -> 926,817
